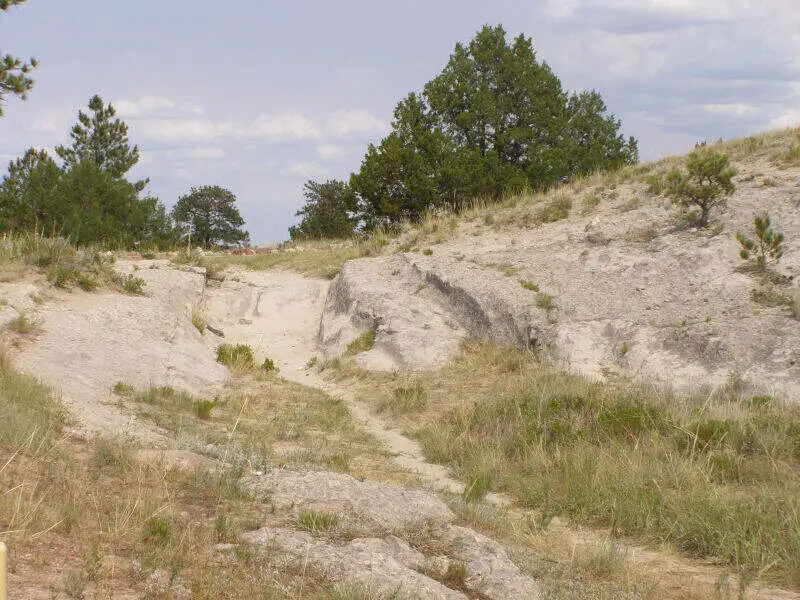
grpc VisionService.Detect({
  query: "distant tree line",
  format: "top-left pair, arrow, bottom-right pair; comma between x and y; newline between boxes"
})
0,95 -> 249,249
291,24 -> 639,240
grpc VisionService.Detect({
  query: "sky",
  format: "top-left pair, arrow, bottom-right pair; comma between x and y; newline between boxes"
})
1,0 -> 799,244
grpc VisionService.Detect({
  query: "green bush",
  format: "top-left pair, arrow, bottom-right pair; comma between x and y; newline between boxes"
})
346,329 -> 376,355
143,517 -> 171,545
194,399 -> 215,420
216,343 -> 255,368
665,148 -> 737,228
736,213 -> 784,270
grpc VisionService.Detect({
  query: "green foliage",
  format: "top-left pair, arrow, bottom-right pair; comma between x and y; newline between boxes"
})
216,343 -> 255,368
520,280 -> 539,291
143,517 -> 171,545
297,508 -> 340,534
194,399 -> 215,420
346,329 -> 376,355
736,213 -> 784,270
0,1 -> 38,117
289,179 -> 358,240
535,292 -> 556,310
348,25 -> 637,227
462,471 -> 493,503
261,357 -> 278,372
0,97 -> 176,248
172,185 -> 249,248
118,273 -> 145,295
56,95 -> 142,181
665,148 -> 737,228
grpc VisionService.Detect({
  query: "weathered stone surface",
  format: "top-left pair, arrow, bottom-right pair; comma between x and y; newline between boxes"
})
442,524 -> 541,599
241,527 -> 467,600
243,469 -> 455,533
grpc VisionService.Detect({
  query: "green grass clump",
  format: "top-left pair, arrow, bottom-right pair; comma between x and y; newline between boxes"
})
520,280 -> 539,292
535,292 -> 556,310
261,357 -> 278,372
216,343 -> 255,369
118,273 -> 145,295
377,382 -> 427,415
297,508 -> 340,534
0,347 -> 70,449
346,329 -> 376,355
194,399 -> 215,420
7,313 -> 37,334
536,195 -> 572,223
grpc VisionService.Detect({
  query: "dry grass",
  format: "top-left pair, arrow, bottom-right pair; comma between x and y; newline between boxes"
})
175,232 -> 393,280
0,346 -> 407,599
331,343 -> 800,589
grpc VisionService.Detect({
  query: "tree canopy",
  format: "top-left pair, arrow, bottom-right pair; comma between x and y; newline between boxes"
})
0,0 -> 37,117
56,95 -> 143,183
289,180 -> 358,240
0,95 -> 176,248
172,186 -> 249,248
291,24 -> 638,237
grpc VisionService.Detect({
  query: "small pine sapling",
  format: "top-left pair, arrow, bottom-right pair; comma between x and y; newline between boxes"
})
665,148 -> 737,227
736,213 -> 784,270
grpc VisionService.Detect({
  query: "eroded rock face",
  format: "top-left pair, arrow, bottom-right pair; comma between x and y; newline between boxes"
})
15,261 -> 229,439
241,470 -> 541,600
241,528 -> 467,600
243,469 -> 454,533
318,254 -> 550,371
318,169 -> 800,399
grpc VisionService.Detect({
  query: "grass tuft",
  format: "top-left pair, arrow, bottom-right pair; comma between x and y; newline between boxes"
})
346,329 -> 376,355
297,508 -> 340,534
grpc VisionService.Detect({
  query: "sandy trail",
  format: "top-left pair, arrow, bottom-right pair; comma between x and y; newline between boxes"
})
202,268 -> 473,496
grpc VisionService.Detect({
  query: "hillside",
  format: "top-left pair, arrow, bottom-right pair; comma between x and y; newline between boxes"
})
0,129 -> 799,600
321,130 -> 800,400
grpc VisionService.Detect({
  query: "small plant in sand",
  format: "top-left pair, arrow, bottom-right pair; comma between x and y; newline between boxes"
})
7,313 -> 37,334
118,273 -> 145,295
297,508 -> 340,534
346,329 -> 375,355
216,343 -> 255,370
194,399 -> 215,420
664,148 -> 737,227
191,305 -> 207,333
736,213 -> 784,270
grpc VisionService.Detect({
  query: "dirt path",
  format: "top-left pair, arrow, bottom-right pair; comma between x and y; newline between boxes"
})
202,268 -> 481,497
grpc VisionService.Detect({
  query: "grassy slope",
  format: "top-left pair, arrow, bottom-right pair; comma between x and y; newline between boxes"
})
322,127 -> 800,589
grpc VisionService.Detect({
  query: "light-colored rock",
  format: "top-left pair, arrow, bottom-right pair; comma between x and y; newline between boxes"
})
242,469 -> 454,533
442,524 -> 541,599
242,527 -> 467,600
319,162 -> 800,399
14,263 -> 229,440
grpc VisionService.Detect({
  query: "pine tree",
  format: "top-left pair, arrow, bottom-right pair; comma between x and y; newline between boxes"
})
289,180 -> 357,240
736,213 -> 784,270
56,95 -> 143,183
172,186 -> 249,248
0,0 -> 37,117
665,148 -> 737,228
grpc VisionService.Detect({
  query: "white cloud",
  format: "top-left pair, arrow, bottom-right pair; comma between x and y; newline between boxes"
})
131,118 -> 238,144
288,162 -> 330,177
115,96 -> 206,118
316,143 -> 346,159
327,109 -> 387,137
246,112 -> 321,141
769,109 -> 800,129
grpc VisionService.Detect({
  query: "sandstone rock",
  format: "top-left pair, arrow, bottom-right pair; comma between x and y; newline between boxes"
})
242,469 -> 454,533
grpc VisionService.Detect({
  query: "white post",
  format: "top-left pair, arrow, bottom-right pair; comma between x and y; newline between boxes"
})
0,541 -> 7,600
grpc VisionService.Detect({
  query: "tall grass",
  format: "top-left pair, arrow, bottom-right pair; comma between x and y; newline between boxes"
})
408,344 -> 800,586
